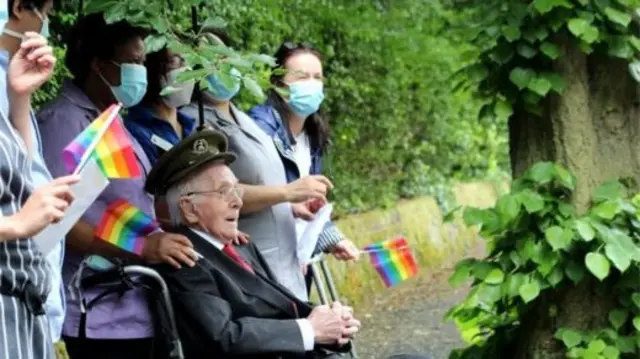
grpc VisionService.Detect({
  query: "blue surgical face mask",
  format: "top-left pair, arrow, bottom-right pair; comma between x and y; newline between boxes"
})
99,62 -> 148,108
286,80 -> 325,118
205,67 -> 241,101
2,8 -> 49,39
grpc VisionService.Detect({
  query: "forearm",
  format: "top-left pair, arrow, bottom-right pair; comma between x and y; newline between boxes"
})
0,216 -> 21,242
66,220 -> 137,260
9,92 -> 32,156
239,183 -> 288,214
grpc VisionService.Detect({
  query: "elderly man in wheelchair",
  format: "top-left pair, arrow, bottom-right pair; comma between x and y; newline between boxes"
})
141,129 -> 363,359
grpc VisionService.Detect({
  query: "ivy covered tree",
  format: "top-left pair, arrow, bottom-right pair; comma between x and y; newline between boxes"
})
447,0 -> 640,358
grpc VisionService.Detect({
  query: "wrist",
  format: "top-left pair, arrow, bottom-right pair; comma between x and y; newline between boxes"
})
0,215 -> 24,240
280,185 -> 292,202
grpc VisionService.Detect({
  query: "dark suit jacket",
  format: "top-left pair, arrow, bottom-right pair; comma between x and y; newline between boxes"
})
154,227 -> 350,359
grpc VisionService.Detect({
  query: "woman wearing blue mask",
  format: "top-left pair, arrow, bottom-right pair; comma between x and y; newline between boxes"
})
248,42 -> 360,296
125,48 -> 197,165
37,14 -> 197,359
182,31 -> 333,301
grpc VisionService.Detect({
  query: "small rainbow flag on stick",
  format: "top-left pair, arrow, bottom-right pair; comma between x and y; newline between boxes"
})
364,237 -> 418,288
95,199 -> 159,255
62,103 -> 140,178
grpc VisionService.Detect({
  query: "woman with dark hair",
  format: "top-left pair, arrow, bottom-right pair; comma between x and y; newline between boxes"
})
125,47 -> 196,165
37,14 -> 197,359
248,42 -> 360,294
182,31 -> 332,301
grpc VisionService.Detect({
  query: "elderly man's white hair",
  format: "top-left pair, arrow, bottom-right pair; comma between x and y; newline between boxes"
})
165,160 -> 226,227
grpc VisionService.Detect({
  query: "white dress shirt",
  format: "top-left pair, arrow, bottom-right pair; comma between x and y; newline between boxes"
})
189,228 -> 315,350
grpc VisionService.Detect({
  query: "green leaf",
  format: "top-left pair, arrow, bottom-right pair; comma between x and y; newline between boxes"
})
631,293 -> 640,308
616,336 -> 636,353
504,273 -> 526,298
509,67 -> 535,90
575,219 -> 595,241
540,42 -> 560,59
527,77 -> 552,96
602,346 -> 620,359
533,0 -> 572,14
517,43 -> 538,59
604,7 -> 632,27
581,25 -> 600,44
472,261 -> 494,280
519,280 -> 540,303
494,98 -> 513,119
593,181 -> 625,202
144,34 -> 167,54
565,260 -> 585,284
502,25 -> 521,42
529,162 -> 554,184
484,268 -> 505,284
608,309 -> 628,330
544,72 -> 566,94
587,339 -> 606,353
519,189 -> 545,213
633,316 -> 640,331
496,194 -> 521,224
449,260 -> 473,288
553,164 -> 577,190
568,18 -> 590,36
242,77 -> 264,99
547,267 -> 564,286
585,252 -> 610,281
545,226 -> 572,251
201,16 -> 228,30
604,243 -> 631,272
591,200 -> 622,220
557,328 -> 583,348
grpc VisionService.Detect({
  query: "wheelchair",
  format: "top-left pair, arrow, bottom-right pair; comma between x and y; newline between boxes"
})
78,254 -> 357,359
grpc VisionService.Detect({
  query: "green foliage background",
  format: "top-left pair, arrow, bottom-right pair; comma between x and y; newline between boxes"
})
38,0 -> 509,215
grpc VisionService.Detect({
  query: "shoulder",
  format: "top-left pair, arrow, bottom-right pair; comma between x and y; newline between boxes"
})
247,104 -> 280,134
37,95 -> 91,128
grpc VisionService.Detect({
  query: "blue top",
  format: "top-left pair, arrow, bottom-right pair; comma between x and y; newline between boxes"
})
0,50 -> 64,341
124,105 -> 196,165
247,103 -> 343,253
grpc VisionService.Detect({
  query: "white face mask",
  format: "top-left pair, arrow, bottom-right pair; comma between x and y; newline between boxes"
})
161,67 -> 195,108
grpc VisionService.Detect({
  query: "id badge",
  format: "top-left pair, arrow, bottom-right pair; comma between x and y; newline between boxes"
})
150,134 -> 173,152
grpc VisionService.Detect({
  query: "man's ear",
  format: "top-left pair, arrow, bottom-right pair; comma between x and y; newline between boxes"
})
180,198 -> 198,224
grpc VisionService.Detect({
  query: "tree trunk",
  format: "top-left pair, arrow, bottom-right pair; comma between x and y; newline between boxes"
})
508,35 -> 640,358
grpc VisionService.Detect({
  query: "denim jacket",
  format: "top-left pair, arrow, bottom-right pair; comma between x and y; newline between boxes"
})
248,103 -> 343,253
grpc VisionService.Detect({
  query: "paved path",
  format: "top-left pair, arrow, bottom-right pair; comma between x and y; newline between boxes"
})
353,269 -> 469,359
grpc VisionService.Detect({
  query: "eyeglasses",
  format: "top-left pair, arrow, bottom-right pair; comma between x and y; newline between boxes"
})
182,185 -> 244,201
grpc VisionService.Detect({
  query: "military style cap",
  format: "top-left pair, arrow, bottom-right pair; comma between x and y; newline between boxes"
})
145,130 -> 236,195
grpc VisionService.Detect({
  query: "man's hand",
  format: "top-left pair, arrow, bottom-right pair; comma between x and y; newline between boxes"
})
8,32 -> 56,97
9,175 -> 80,239
331,302 -> 361,345
330,239 -> 360,261
307,305 -> 344,344
141,232 -> 198,269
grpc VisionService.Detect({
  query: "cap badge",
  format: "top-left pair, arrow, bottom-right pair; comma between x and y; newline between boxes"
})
193,139 -> 209,154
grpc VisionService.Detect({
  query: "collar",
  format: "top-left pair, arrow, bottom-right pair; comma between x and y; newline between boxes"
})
128,105 -> 196,136
189,227 -> 224,250
60,80 -> 101,114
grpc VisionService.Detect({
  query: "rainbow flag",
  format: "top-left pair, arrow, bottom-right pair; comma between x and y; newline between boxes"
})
364,237 -> 418,287
95,199 -> 158,255
62,104 -> 140,178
